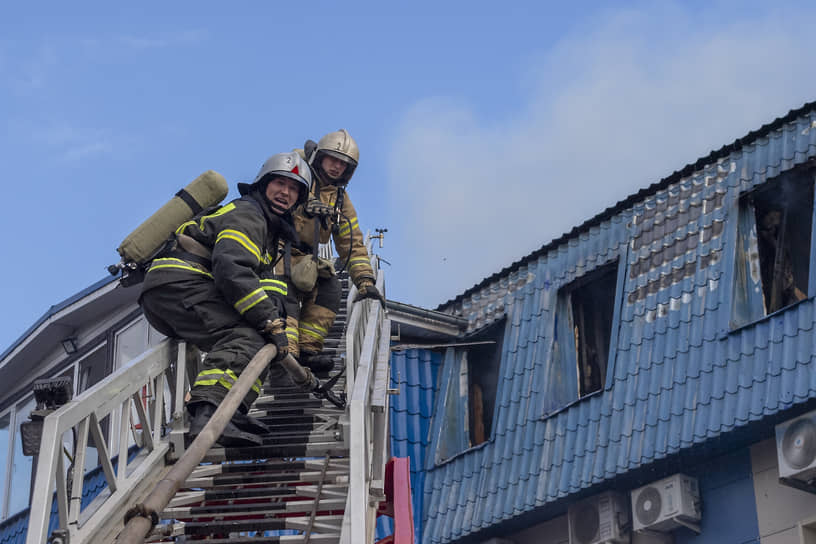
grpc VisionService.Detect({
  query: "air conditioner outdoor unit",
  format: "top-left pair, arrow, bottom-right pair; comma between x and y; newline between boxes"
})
630,473 -> 701,533
567,491 -> 629,544
777,409 -> 816,486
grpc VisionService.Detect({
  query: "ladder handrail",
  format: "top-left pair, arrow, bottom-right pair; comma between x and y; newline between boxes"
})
342,243 -> 392,544
26,339 -> 187,544
117,344 -> 280,544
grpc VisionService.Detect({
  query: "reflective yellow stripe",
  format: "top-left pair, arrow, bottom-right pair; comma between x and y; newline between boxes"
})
175,220 -> 196,234
286,326 -> 299,341
193,368 -> 238,390
234,287 -> 268,315
348,257 -> 371,271
298,327 -> 325,341
149,258 -> 213,278
337,217 -> 359,236
198,202 -> 235,229
216,229 -> 261,262
242,294 -> 267,314
260,279 -> 288,296
252,379 -> 261,395
300,321 -> 328,335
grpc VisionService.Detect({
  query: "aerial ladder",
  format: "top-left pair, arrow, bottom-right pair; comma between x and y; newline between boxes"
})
25,245 -> 414,544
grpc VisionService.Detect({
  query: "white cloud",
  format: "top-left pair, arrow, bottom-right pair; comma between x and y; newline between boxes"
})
119,29 -> 207,50
14,121 -> 115,162
62,140 -> 113,161
386,4 -> 816,309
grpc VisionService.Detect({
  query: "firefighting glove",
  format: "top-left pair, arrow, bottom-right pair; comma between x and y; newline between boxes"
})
304,199 -> 333,218
304,199 -> 333,229
353,280 -> 386,308
260,318 -> 288,361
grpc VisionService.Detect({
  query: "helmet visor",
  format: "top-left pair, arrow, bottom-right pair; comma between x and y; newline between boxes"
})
320,149 -> 358,168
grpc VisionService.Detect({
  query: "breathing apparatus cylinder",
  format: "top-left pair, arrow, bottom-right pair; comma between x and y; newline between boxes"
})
116,170 -> 229,265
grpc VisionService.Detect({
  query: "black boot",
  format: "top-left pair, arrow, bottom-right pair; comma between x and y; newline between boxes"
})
188,402 -> 263,447
299,350 -> 336,373
230,411 -> 269,434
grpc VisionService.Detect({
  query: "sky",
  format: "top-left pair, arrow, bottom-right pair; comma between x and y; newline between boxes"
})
1,1 -> 815,353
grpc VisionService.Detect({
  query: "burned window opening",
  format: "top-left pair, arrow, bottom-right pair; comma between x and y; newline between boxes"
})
733,167 -> 814,328
752,174 -> 812,314
564,261 -> 618,398
464,317 -> 505,446
434,317 -> 506,463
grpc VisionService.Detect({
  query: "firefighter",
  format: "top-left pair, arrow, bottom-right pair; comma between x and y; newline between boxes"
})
139,151 -> 310,447
286,129 -> 385,371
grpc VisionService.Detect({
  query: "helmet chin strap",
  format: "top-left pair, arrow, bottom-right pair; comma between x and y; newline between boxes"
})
255,183 -> 290,216
268,202 -> 288,215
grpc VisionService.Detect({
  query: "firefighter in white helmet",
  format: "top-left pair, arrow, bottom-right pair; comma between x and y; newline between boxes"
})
140,151 -> 310,447
284,129 -> 384,372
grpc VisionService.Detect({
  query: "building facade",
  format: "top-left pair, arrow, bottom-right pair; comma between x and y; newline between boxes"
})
0,277 -> 162,543
389,102 -> 816,544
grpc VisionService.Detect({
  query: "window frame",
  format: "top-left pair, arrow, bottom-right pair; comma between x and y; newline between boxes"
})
721,165 -> 816,335
427,317 -> 510,468
542,256 -> 626,419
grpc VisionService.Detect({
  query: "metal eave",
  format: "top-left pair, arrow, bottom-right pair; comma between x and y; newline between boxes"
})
387,300 -> 467,340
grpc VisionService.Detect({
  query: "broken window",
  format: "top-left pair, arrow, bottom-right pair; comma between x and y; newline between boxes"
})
434,318 -> 506,463
546,260 -> 619,415
732,167 -> 813,328
465,318 -> 504,446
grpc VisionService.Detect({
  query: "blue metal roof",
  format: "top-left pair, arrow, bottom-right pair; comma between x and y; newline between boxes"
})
418,105 -> 816,543
377,349 -> 442,542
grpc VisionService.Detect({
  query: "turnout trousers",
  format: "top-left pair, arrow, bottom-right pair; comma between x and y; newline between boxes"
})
284,274 -> 342,357
140,277 -> 268,413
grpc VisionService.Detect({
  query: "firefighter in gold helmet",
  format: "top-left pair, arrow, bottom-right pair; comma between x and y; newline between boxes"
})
285,129 -> 384,371
140,151 -> 310,447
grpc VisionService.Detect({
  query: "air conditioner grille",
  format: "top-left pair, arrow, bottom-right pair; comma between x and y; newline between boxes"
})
782,417 -> 816,469
634,486 -> 662,527
571,503 -> 600,544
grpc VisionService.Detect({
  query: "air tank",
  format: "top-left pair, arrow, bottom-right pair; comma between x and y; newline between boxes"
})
117,170 -> 229,265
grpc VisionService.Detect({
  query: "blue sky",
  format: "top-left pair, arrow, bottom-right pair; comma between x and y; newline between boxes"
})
1,1 -> 815,352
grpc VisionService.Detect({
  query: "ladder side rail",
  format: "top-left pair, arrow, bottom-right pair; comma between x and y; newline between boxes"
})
366,242 -> 389,541
26,339 -> 178,544
347,236 -> 381,396
68,418 -> 90,525
349,297 -> 382,544
345,299 -> 363,398
369,316 -> 392,501
342,234 -> 389,544
170,341 -> 191,457
343,234 -> 379,386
